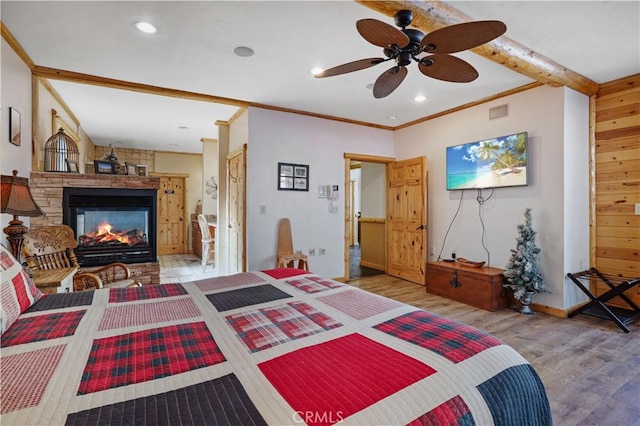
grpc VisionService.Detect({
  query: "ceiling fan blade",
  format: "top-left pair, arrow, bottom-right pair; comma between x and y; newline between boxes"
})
420,21 -> 507,54
418,54 -> 478,83
315,57 -> 385,78
356,19 -> 410,48
373,66 -> 408,98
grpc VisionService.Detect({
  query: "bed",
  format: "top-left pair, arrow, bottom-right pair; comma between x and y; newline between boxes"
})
1,246 -> 551,425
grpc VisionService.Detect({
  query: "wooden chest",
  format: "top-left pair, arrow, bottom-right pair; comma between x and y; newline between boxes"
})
426,261 -> 509,311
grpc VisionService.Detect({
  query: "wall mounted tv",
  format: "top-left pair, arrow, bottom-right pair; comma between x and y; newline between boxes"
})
446,131 -> 528,191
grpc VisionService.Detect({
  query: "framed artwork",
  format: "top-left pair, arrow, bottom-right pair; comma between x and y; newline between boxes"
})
126,163 -> 137,175
94,159 -> 114,174
136,165 -> 148,176
66,159 -> 79,173
9,107 -> 21,146
278,162 -> 309,191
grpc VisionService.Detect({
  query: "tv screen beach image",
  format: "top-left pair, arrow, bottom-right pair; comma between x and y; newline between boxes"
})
446,132 -> 528,190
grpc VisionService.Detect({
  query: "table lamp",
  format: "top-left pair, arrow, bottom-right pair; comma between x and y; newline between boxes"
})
1,170 -> 45,260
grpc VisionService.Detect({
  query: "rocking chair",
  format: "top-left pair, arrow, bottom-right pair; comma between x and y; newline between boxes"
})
22,225 -> 140,292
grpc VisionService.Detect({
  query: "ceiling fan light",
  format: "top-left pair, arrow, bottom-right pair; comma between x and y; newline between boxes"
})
135,21 -> 157,34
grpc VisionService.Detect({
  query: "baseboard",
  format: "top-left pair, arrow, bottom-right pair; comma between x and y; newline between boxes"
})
529,302 -> 569,318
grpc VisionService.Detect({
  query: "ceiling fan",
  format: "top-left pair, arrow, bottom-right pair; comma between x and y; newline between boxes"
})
315,10 -> 507,99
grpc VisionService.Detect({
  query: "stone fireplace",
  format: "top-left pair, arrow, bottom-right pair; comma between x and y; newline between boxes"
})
29,172 -> 161,285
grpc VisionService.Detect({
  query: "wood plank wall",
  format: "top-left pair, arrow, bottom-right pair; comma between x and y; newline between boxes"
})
593,74 -> 640,305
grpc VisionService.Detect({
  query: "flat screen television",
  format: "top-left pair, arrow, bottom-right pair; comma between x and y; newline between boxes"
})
446,131 -> 528,191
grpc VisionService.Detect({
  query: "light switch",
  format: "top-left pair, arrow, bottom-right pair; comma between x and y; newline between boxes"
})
259,205 -> 267,215
635,203 -> 640,215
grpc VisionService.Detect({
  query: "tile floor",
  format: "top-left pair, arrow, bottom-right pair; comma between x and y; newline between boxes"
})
158,254 -> 218,284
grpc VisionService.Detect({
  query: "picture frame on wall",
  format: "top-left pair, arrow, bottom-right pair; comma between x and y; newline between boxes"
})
94,159 -> 114,174
278,162 -> 309,191
9,107 -> 21,146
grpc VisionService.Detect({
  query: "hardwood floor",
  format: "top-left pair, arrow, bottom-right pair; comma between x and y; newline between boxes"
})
348,274 -> 640,426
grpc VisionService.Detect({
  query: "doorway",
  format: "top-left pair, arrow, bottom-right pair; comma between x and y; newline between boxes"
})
344,153 -> 394,281
348,161 -> 386,279
343,153 -> 428,285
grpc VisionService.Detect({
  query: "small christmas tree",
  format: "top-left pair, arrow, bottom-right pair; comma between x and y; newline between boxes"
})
503,208 -> 549,302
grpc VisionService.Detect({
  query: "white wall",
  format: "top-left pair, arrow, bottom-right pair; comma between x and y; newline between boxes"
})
201,139 -> 219,216
360,162 -> 386,217
562,88 -> 590,308
245,107 -> 395,278
1,38 -> 34,248
395,85 -> 588,310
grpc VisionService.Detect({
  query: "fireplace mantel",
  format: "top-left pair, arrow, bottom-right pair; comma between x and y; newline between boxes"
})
29,172 -> 162,285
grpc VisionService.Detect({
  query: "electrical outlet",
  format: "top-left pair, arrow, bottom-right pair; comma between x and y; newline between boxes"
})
635,203 -> 640,215
309,248 -> 316,256
259,205 -> 267,215
429,246 -> 435,256
319,248 -> 326,255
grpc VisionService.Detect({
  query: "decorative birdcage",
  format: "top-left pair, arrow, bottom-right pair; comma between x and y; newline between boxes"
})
44,128 -> 79,172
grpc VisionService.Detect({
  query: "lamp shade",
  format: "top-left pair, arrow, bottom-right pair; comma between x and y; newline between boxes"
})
1,170 -> 44,217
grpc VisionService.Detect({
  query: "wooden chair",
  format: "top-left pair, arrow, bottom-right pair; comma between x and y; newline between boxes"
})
22,225 -> 140,292
198,214 -> 215,272
276,218 -> 308,270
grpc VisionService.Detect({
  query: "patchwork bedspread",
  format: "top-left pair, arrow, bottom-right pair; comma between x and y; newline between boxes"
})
1,269 -> 551,425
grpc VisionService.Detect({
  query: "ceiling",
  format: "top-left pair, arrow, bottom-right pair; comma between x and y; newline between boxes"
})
2,1 -> 638,154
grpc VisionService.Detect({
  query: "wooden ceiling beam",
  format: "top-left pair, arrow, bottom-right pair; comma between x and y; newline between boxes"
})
355,0 -> 599,96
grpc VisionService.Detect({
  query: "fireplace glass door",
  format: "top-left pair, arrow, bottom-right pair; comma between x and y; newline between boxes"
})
76,207 -> 149,250
63,187 -> 157,266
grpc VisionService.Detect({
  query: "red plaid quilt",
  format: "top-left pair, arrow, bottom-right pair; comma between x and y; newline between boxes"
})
0,270 -> 551,425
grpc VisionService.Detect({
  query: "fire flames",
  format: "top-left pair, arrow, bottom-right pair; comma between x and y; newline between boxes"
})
79,221 -> 145,247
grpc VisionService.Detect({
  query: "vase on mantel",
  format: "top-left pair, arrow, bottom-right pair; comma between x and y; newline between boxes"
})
519,291 -> 536,315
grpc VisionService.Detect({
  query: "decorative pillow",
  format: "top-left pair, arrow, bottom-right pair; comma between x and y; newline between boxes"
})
1,244 -> 43,335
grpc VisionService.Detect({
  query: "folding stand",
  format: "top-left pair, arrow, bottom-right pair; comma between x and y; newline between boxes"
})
567,268 -> 640,333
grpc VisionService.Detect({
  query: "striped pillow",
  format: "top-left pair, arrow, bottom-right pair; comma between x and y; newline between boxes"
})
1,245 -> 43,335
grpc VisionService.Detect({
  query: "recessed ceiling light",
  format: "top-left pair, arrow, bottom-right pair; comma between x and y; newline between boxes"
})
310,67 -> 324,76
177,126 -> 189,130
388,115 -> 397,120
135,21 -> 157,34
414,95 -> 427,102
233,46 -> 254,57
169,143 -> 179,147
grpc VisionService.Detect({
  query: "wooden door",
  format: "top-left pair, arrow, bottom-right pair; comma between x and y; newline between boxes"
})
156,174 -> 188,255
227,145 -> 246,273
387,157 -> 427,285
